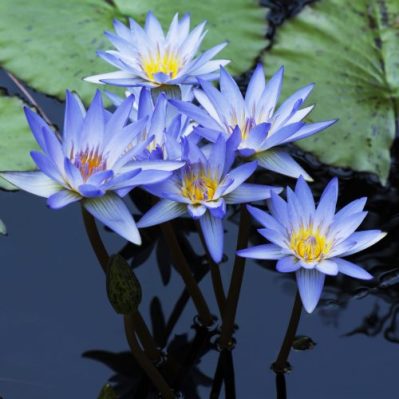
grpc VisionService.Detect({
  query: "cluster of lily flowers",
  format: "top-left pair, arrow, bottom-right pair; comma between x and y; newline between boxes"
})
1,12 -> 386,313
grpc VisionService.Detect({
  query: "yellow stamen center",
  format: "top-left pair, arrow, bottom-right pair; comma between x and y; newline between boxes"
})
142,52 -> 181,82
290,226 -> 331,263
181,167 -> 218,204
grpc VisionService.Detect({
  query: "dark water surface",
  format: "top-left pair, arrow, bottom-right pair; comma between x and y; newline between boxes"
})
1,63 -> 399,398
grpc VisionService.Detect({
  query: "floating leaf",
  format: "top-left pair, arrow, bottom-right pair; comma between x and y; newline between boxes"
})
0,0 -> 266,104
0,94 -> 39,190
0,0 -> 121,103
98,384 -> 118,399
106,254 -> 142,315
113,0 -> 267,75
264,0 -> 399,184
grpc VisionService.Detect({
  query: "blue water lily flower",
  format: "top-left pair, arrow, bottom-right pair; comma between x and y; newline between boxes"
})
85,12 -> 229,88
171,65 -> 336,181
105,87 -> 195,161
237,176 -> 386,313
0,91 -> 184,245
137,129 -> 282,263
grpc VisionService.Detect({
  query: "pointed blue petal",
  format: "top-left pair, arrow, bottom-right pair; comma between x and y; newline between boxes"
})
296,268 -> 325,313
316,259 -> 338,276
276,256 -> 300,272
256,149 -> 312,181
340,230 -> 387,256
78,184 -> 105,198
237,244 -> 283,260
137,199 -> 187,228
0,171 -> 62,198
83,193 -> 141,245
224,183 -> 281,204
313,177 -> 339,232
188,203 -> 207,219
333,257 -> 373,280
47,189 -> 80,209
223,161 -> 257,195
199,211 -> 224,263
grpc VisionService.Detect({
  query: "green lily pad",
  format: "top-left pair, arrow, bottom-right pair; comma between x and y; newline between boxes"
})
0,0 -> 266,104
113,0 -> 267,75
0,0 -> 122,104
0,95 -> 40,190
264,0 -> 399,184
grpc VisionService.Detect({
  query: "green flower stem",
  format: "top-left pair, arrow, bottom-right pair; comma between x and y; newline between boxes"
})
124,315 -> 175,399
160,221 -> 214,327
195,221 -> 226,316
6,71 -> 57,135
81,207 -> 164,368
272,290 -> 302,374
218,205 -> 250,349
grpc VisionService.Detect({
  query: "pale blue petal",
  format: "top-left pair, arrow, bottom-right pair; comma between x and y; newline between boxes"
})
0,171 -> 63,198
268,191 -> 289,227
237,244 -> 283,260
261,122 -> 304,151
224,183 -> 281,204
247,204 -> 285,233
296,268 -> 325,313
276,256 -> 300,272
78,184 -> 105,198
256,149 -> 313,181
294,176 -> 315,221
187,203 -> 207,219
257,227 -> 288,248
333,257 -> 373,280
63,91 -> 85,153
199,211 -> 224,263
223,161 -> 257,195
30,151 -> 63,183
105,94 -> 135,135
328,211 -> 368,243
340,230 -> 386,257
83,193 -> 141,245
137,199 -> 187,228
313,177 -> 338,232
333,197 -> 367,223
245,63 -> 265,111
24,107 -> 49,151
283,120 -> 337,144
204,198 -> 226,219
316,259 -> 338,276
47,189 -> 80,209
169,99 -> 222,131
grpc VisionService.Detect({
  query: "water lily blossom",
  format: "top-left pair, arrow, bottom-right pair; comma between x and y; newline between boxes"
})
0,91 -> 183,245
171,65 -> 336,181
237,176 -> 386,313
85,12 -> 229,88
137,130 -> 282,263
106,87 -> 195,161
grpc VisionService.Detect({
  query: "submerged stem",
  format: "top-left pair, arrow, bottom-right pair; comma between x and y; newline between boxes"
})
81,207 -> 170,394
160,222 -> 214,327
272,290 -> 302,374
196,221 -> 226,316
218,205 -> 250,349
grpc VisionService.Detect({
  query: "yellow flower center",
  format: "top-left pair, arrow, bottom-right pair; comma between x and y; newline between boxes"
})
73,148 -> 107,181
290,226 -> 331,263
142,52 -> 181,82
181,167 -> 218,204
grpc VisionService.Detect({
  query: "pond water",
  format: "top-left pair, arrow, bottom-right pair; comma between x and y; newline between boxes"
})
0,66 -> 399,399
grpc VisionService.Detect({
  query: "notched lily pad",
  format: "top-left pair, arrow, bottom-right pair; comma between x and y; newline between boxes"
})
0,0 -> 122,103
106,254 -> 142,315
0,94 -> 39,190
264,0 -> 399,184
